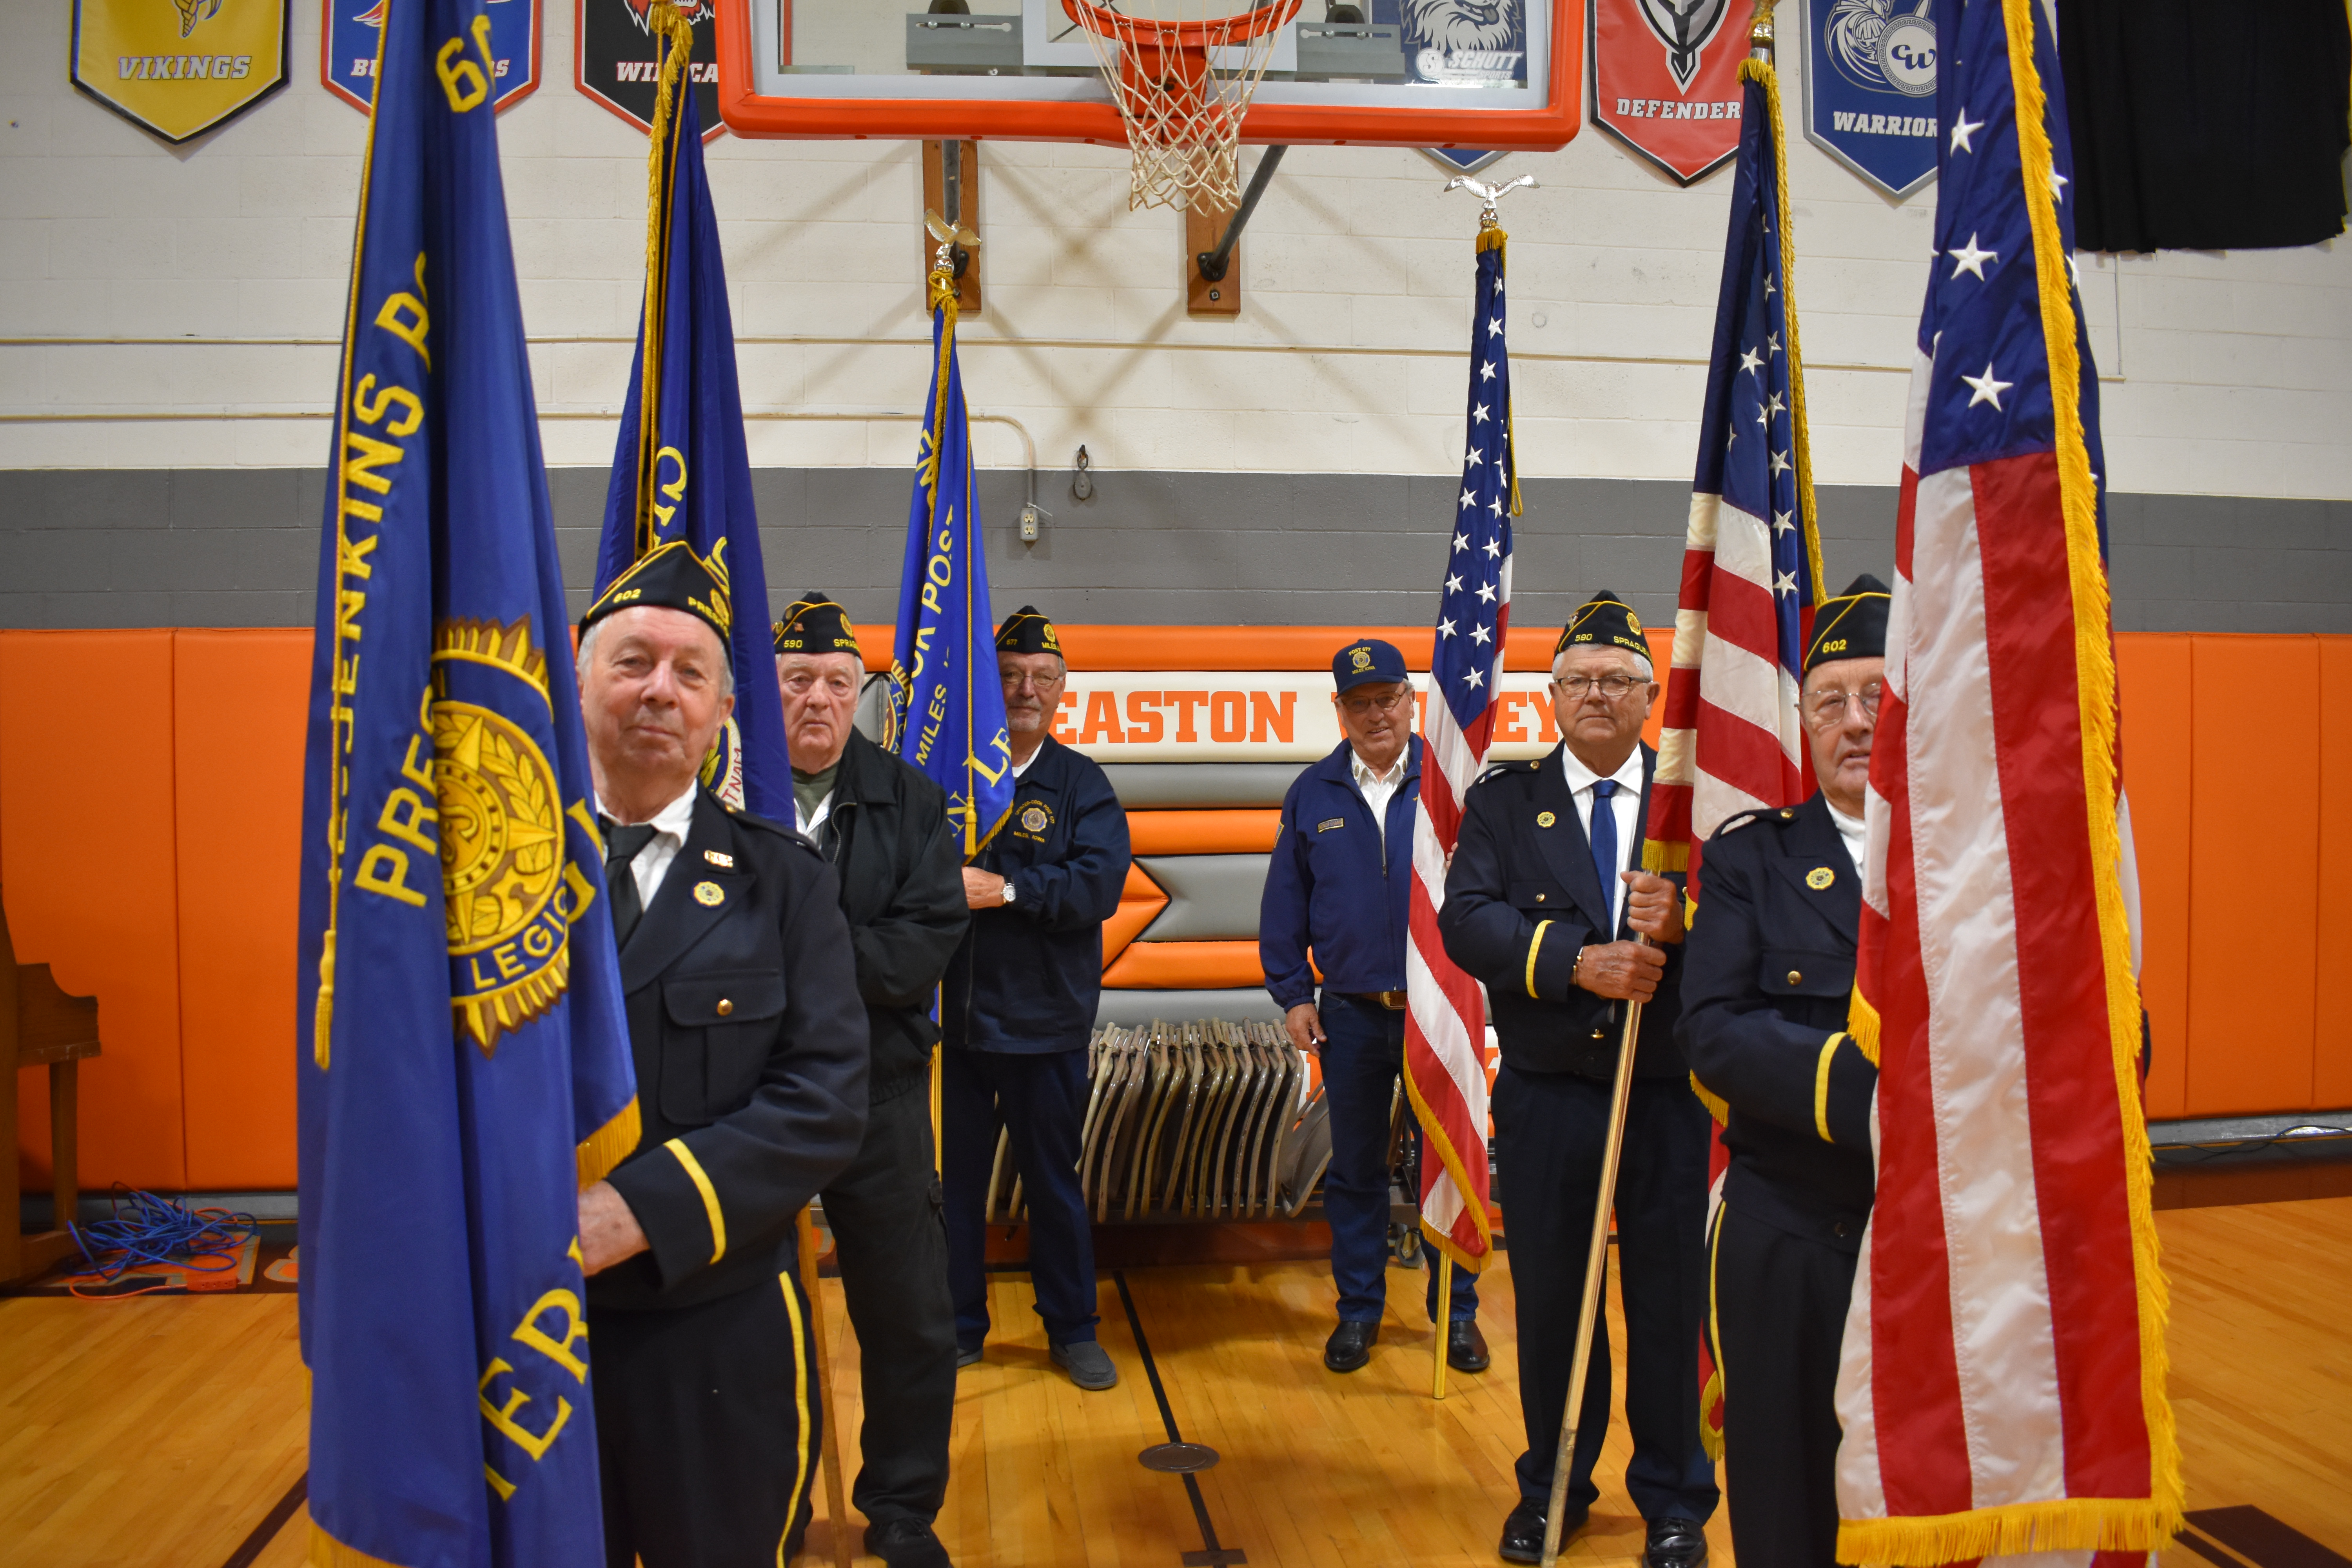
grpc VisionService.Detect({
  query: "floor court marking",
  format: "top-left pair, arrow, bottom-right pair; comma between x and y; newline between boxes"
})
220,1472 -> 306,1568
1111,1270 -> 1247,1568
2182,1507 -> 2352,1568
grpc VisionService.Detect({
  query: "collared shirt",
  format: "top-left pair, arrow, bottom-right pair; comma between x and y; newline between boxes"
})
1559,744 -> 1645,933
1350,748 -> 1409,854
1827,800 -> 1867,878
596,779 -> 699,912
1012,746 -> 1042,782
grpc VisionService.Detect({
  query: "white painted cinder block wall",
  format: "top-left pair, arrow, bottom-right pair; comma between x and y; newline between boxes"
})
1,2 -> 2345,499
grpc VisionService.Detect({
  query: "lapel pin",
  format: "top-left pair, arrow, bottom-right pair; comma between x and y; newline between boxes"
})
704,849 -> 735,868
1806,867 -> 1836,890
1536,811 -> 1556,828
693,881 -> 725,906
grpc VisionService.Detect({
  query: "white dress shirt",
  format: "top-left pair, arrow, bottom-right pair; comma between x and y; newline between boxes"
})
1350,747 -> 1408,854
1559,745 -> 1646,933
1827,800 -> 1868,878
597,779 -> 700,912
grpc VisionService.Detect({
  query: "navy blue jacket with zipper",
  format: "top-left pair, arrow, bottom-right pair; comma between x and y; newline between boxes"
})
1259,735 -> 1422,1013
942,735 -> 1131,1053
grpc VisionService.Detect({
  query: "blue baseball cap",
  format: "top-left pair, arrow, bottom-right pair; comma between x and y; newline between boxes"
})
1331,637 -> 1409,693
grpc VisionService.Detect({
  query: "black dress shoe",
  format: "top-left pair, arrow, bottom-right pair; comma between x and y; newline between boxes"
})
1446,1320 -> 1490,1372
1643,1515 -> 1709,1568
1498,1498 -> 1587,1564
866,1516 -> 955,1568
1324,1320 -> 1376,1372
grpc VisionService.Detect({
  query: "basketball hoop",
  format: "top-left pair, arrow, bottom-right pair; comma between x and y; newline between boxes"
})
1062,0 -> 1303,214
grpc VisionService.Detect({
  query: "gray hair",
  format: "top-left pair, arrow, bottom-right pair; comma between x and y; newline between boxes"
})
576,613 -> 735,702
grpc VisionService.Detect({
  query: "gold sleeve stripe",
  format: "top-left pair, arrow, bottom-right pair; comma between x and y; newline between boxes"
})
664,1137 -> 728,1264
1814,1033 -> 1846,1143
773,1271 -> 816,1565
1525,920 -> 1553,999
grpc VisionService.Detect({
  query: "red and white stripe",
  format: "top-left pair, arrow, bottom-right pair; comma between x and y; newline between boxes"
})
1648,489 -> 1810,884
1403,558 -> 1508,1269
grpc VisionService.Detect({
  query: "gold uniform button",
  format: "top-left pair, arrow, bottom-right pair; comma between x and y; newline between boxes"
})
1536,892 -> 1546,902
1787,970 -> 1803,985
716,999 -> 734,1017
1591,1029 -> 1606,1040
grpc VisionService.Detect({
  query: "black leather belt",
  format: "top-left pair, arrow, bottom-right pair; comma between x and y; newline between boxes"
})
1342,989 -> 1409,1011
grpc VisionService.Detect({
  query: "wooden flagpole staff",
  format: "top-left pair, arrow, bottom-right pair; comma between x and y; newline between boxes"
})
1539,938 -> 1650,1566
796,1208 -> 855,1568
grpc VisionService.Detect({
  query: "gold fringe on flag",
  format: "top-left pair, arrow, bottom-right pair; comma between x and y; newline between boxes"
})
632,1 -> 696,559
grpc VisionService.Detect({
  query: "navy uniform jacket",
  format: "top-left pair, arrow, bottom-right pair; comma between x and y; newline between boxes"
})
1259,735 -> 1421,1011
1675,793 -> 1877,1251
592,789 -> 871,1312
944,735 -> 1131,1053
1439,743 -> 1688,1080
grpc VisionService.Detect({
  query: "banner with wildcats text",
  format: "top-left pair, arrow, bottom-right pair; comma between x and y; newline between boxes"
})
325,0 -> 540,114
1797,0 -> 1938,198
575,0 -> 721,140
1591,0 -> 1755,185
71,0 -> 289,145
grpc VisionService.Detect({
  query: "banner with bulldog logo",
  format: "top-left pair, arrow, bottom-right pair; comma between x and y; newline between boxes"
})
1590,0 -> 1754,184
575,0 -> 721,140
1796,0 -> 1937,198
70,0 -> 290,144
324,0 -> 540,114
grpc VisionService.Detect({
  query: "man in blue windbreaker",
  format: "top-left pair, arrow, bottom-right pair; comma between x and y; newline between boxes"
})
941,606 -> 1132,1392
1259,637 -> 1484,1378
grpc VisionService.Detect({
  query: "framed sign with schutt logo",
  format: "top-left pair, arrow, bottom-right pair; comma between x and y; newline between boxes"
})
70,0 -> 290,144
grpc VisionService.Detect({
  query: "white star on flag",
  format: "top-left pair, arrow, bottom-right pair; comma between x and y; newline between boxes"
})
1963,363 -> 2013,409
1951,109 -> 1984,153
1949,233 -> 1998,279
1739,347 -> 1764,375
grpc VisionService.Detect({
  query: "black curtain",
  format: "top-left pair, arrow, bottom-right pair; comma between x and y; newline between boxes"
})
2058,0 -> 2350,252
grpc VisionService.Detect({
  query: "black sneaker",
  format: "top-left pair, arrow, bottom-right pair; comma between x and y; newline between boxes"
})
865,1516 -> 954,1568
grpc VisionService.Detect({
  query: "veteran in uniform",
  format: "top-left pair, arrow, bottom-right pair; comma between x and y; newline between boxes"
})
1676,575 -> 1887,1568
773,593 -> 969,1568
571,544 -> 870,1568
940,606 -> 1133,1392
1259,636 -> 1485,1376
1439,592 -> 1717,1568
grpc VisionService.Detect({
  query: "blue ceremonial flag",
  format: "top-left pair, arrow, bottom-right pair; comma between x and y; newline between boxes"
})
889,261 -> 1013,858
296,1 -> 637,1563
593,11 -> 791,824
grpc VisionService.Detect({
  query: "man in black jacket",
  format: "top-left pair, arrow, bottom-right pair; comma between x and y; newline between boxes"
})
1676,575 -> 1887,1568
774,593 -> 970,1568
571,543 -> 869,1568
940,606 -> 1131,1392
1439,592 -> 1717,1568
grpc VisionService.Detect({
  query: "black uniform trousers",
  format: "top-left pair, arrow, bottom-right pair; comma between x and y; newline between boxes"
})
821,1082 -> 958,1528
940,1045 -> 1101,1348
1715,1201 -> 1857,1568
1493,1063 -> 1719,1524
594,1268 -> 820,1568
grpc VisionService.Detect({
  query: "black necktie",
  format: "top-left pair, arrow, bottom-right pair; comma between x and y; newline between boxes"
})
1589,779 -> 1620,933
601,818 -> 659,948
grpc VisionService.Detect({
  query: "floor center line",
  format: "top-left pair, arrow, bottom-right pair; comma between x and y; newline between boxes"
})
1112,1270 -> 1245,1568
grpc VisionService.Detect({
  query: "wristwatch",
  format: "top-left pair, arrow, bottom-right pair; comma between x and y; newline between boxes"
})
1000,880 -> 1017,905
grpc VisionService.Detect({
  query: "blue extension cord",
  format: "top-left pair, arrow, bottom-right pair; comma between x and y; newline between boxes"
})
67,1187 -> 261,1294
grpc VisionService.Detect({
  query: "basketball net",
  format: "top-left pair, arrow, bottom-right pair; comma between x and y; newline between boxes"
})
1063,0 -> 1301,213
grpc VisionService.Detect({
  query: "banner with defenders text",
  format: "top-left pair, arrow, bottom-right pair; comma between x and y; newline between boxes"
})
296,0 -> 639,1561
1837,0 -> 2177,1556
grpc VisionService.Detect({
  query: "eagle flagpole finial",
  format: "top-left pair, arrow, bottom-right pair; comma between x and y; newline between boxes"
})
1443,173 -> 1537,230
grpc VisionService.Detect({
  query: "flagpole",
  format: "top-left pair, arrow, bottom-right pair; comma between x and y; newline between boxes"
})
1432,1254 -> 1453,1400
797,1208 -> 856,1568
1538,940 -> 1648,1566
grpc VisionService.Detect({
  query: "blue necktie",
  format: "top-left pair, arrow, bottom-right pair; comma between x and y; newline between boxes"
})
1589,779 -> 1620,933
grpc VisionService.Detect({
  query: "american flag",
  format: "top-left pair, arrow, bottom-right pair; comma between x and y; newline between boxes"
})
1646,55 -> 1825,893
1837,0 -> 2176,1558
1646,52 -> 1823,1464
1401,225 -> 1515,1273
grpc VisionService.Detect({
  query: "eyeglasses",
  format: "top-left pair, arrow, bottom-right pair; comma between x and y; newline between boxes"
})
1554,674 -> 1646,700
1338,688 -> 1412,717
1803,683 -> 1884,726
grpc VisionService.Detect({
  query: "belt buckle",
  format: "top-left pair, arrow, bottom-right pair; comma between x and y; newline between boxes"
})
1377,989 -> 1406,1011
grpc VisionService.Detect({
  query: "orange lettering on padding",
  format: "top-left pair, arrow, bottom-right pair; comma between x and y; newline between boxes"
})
1079,690 -> 1125,745
1210,692 -> 1247,743
1249,690 -> 1295,743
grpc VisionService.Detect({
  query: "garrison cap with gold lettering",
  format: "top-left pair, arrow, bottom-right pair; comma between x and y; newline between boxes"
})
1554,590 -> 1652,665
1803,573 -> 1891,673
995,605 -> 1063,657
773,592 -> 862,658
1331,637 -> 1408,693
580,538 -> 733,649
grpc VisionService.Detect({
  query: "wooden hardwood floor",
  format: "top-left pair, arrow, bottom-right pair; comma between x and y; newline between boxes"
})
3,1196 -> 2346,1568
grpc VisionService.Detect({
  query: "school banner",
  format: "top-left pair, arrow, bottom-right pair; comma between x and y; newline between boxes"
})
1590,0 -> 1755,185
1796,0 -> 1938,198
575,0 -> 722,139
325,0 -> 541,114
71,0 -> 290,144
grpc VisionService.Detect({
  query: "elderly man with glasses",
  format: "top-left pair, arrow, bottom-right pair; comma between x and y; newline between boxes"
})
1260,637 -> 1486,1378
1441,592 -> 1719,1568
1676,573 -> 1888,1568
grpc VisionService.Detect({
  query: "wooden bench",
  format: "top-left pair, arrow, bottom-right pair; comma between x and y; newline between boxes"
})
2,889 -> 102,1285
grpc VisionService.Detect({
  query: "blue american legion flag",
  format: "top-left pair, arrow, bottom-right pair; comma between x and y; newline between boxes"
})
1402,223 -> 1517,1272
890,262 -> 1014,857
297,0 -> 638,1561
592,14 -> 791,824
1646,53 -> 1826,895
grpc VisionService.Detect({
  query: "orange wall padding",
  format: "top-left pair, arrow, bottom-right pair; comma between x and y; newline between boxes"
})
1128,809 -> 1281,856
4,627 -> 2342,1194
